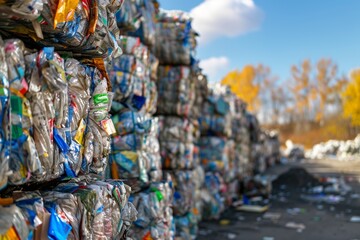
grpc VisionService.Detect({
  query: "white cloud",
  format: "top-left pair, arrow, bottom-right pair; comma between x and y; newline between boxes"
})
200,56 -> 229,82
190,0 -> 263,43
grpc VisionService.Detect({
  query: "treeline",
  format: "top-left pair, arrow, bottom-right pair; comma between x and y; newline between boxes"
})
221,59 -> 360,147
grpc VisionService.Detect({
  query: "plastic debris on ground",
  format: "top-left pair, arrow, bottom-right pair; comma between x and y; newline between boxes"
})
307,135 -> 360,161
285,222 -> 306,232
273,167 -> 354,206
284,140 -> 305,161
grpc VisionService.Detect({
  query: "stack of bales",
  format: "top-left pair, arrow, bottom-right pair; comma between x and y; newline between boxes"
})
198,91 -> 233,219
154,9 -> 203,239
110,1 -> 175,239
0,0 -> 139,237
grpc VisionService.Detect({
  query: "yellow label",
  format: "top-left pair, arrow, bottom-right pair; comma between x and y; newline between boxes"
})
74,119 -> 86,145
0,227 -> 19,240
121,151 -> 138,162
54,0 -> 80,28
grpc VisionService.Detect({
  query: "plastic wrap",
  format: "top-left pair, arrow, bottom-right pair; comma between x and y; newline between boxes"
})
153,10 -> 197,65
0,39 -> 114,186
0,204 -> 31,240
201,172 -> 225,220
0,0 -> 124,59
142,117 -> 162,182
109,36 -> 157,113
170,170 -> 196,217
156,66 -> 195,117
198,137 -> 230,172
129,177 -> 174,240
0,178 -> 137,240
0,37 -> 10,191
127,0 -> 157,46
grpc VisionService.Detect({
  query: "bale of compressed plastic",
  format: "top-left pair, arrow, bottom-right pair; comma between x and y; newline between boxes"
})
0,37 -> 10,190
198,94 -> 232,137
198,137 -> 230,172
129,177 -> 174,240
0,178 -> 137,239
142,117 -> 162,182
0,0 -> 124,59
126,0 -> 158,47
0,39 -> 115,186
109,36 -> 158,114
109,108 -> 152,184
200,172 -> 225,220
156,66 -> 195,117
153,10 -> 197,65
191,72 -> 208,119
170,170 -> 196,217
158,117 -> 198,170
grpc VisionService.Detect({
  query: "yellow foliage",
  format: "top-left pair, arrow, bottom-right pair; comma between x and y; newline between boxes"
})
342,69 -> 360,126
221,65 -> 260,112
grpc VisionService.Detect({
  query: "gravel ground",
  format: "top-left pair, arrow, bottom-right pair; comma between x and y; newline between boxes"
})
197,159 -> 360,240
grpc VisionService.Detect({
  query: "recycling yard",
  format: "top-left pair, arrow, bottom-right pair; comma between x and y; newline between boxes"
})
199,158 -> 360,240
0,0 -> 360,240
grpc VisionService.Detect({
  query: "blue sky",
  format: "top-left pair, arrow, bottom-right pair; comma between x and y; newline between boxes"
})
159,0 -> 360,83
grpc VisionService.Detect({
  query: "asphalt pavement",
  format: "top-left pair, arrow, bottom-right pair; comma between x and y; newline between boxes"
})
197,158 -> 360,240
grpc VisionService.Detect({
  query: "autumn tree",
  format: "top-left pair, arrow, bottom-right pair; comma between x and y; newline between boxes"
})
270,85 -> 289,124
255,64 -> 278,124
342,69 -> 360,126
221,65 -> 260,112
314,59 -> 348,122
289,60 -> 315,123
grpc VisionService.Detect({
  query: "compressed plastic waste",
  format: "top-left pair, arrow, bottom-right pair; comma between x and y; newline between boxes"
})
108,103 -> 165,185
307,135 -> 360,161
0,39 -> 115,187
174,212 -> 199,240
108,34 -> 163,186
129,175 -> 174,240
201,172 -> 225,220
0,0 -> 124,59
109,35 -> 158,114
156,66 -> 195,117
284,140 -> 305,161
170,170 -> 196,217
127,0 -> 158,47
142,117 -> 163,182
0,178 -> 137,239
199,137 -> 230,172
159,116 -> 197,170
199,95 -> 232,137
153,10 -> 197,65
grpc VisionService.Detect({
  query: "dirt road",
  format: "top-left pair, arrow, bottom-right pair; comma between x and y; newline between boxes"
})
197,159 -> 360,240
